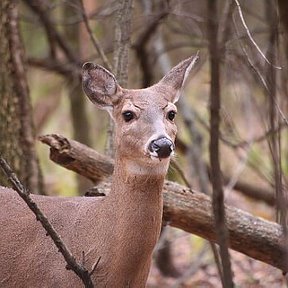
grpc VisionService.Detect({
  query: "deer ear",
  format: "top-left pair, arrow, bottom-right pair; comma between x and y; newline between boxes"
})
157,54 -> 199,103
82,63 -> 121,109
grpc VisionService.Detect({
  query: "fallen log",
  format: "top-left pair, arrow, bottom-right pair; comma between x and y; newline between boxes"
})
39,134 -> 287,272
39,134 -> 114,184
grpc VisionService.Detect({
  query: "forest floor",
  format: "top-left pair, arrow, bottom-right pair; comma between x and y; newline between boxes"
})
147,190 -> 287,288
147,229 -> 286,288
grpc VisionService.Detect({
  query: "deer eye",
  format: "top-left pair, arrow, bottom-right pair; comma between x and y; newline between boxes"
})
167,110 -> 176,121
122,111 -> 135,122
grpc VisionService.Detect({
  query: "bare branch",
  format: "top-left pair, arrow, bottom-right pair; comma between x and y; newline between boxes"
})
170,160 -> 192,189
134,8 -> 169,87
23,0 -> 79,64
233,15 -> 288,127
89,257 -> 101,277
27,57 -> 80,77
78,0 -> 112,71
218,0 -> 235,48
223,173 -> 275,206
233,0 -> 281,69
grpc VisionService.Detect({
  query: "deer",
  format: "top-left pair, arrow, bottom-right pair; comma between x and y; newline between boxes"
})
0,55 -> 197,287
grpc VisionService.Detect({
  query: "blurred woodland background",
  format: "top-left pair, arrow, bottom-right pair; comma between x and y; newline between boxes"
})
1,0 -> 288,287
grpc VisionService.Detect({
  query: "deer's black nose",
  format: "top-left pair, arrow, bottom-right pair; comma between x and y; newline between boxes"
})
148,137 -> 174,159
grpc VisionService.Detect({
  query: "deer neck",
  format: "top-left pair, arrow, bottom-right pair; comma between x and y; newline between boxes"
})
108,156 -> 168,248
101,156 -> 168,282
110,157 -> 168,204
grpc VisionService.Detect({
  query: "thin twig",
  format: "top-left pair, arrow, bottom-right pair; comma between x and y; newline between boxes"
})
228,121 -> 287,148
170,159 -> 192,189
218,0 -> 235,50
134,8 -> 169,87
0,156 -> 94,288
79,0 -> 112,71
90,257 -> 101,277
27,57 -> 80,77
23,0 -> 79,64
224,145 -> 252,197
233,15 -> 288,127
210,243 -> 225,286
233,0 -> 281,70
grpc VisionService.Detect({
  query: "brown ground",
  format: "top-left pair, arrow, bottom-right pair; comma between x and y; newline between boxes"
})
147,190 -> 287,288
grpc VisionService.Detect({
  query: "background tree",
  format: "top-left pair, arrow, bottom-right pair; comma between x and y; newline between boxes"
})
0,0 -> 43,194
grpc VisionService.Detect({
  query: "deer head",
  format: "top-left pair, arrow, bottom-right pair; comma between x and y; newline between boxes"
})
82,56 -> 198,174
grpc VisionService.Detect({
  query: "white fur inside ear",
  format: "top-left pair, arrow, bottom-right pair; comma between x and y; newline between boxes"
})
183,54 -> 199,86
173,53 -> 199,103
104,106 -> 114,119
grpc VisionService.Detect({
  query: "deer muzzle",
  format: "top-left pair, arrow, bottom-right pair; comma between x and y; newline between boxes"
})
148,137 -> 175,159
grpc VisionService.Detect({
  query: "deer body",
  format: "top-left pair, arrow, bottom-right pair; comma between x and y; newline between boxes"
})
0,172 -> 163,287
0,56 -> 197,287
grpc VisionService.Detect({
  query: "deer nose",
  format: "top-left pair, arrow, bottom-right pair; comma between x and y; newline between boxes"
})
148,137 -> 174,159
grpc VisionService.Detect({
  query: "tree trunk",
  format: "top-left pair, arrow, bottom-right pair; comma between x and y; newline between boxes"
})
0,0 -> 44,194
278,0 -> 288,58
63,0 -> 92,195
207,0 -> 233,286
106,0 -> 133,157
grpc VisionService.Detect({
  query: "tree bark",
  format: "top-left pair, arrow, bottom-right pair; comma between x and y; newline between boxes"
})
39,134 -> 114,185
278,0 -> 288,59
0,0 -> 44,194
39,134 -> 287,272
207,0 -> 233,286
106,0 -> 133,157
